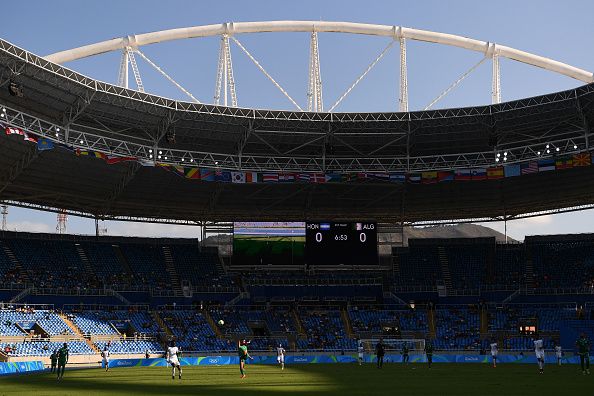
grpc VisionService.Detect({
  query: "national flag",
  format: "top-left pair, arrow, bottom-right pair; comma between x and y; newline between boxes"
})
407,173 -> 421,183
421,171 -> 438,184
341,173 -> 357,182
90,151 -> 106,160
521,161 -> 538,175
37,138 -> 55,151
325,173 -> 342,183
215,170 -> 231,182
487,166 -> 504,179
184,168 -> 200,179
170,165 -> 185,177
5,126 -> 23,136
554,157 -> 573,170
262,173 -> 279,183
471,168 -> 487,180
572,153 -> 591,167
76,149 -> 89,156
504,164 -> 521,177
231,171 -> 246,183
437,171 -> 454,182
389,173 -> 406,183
297,173 -> 310,182
537,159 -> 556,172
454,169 -> 472,181
368,173 -> 391,181
138,159 -> 155,167
311,173 -> 327,183
22,131 -> 37,143
320,223 -> 331,230
245,172 -> 258,183
279,173 -> 296,183
357,173 -> 368,180
199,168 -> 215,181
105,155 -> 136,165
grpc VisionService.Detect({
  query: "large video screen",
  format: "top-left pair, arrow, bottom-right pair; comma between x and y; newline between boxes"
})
233,222 -> 305,265
305,222 -> 378,265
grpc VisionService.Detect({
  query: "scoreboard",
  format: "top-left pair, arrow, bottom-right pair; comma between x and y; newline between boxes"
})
305,222 -> 377,265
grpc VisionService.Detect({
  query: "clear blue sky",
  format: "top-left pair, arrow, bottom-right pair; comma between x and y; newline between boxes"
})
2,0 -> 594,239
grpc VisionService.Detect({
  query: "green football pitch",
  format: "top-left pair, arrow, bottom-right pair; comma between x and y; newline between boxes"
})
0,363 -> 591,395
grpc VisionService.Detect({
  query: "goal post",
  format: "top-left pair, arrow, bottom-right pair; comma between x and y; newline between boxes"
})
359,338 -> 425,353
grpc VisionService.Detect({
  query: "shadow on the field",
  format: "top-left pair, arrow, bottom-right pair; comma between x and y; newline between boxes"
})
0,368 -> 344,395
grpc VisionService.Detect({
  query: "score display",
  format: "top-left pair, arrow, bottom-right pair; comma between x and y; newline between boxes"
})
305,222 -> 377,265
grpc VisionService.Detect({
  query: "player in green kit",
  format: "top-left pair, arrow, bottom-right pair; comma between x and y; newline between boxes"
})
56,343 -> 69,379
401,343 -> 410,365
238,339 -> 253,379
425,340 -> 434,369
50,349 -> 58,373
576,333 -> 591,375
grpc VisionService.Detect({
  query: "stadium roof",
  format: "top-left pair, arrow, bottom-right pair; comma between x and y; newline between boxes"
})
1,38 -> 594,224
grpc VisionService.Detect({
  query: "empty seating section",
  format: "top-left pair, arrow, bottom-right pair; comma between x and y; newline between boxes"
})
95,340 -> 162,354
298,309 -> 355,351
169,245 -> 230,288
435,307 -> 480,350
162,310 -> 228,351
489,245 -> 524,288
71,311 -> 119,335
119,244 -> 170,289
395,246 -> 442,287
528,239 -> 594,288
349,308 -> 399,334
0,341 -> 93,356
444,244 -> 488,290
398,310 -> 429,331
0,244 -> 18,284
80,242 -> 130,287
208,307 -> 251,335
0,309 -> 71,336
5,239 -> 93,288
262,308 -> 297,333
71,310 -> 159,336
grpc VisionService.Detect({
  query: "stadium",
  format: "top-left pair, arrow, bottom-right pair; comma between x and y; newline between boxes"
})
0,5 -> 594,395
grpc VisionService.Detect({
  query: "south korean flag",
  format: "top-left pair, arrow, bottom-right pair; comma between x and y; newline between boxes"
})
231,171 -> 246,183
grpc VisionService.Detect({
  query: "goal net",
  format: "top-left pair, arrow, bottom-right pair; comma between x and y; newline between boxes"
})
359,338 -> 425,353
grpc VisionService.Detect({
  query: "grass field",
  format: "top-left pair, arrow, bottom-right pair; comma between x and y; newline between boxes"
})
0,363 -> 591,395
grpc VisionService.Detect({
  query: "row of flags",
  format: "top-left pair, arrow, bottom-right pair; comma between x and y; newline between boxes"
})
160,154 -> 594,184
3,123 -> 594,184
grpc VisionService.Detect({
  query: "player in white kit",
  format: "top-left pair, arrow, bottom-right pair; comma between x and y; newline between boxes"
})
554,344 -> 562,366
101,346 -> 110,372
490,340 -> 498,368
166,340 -> 182,380
358,342 -> 364,366
534,337 -> 545,374
277,344 -> 286,370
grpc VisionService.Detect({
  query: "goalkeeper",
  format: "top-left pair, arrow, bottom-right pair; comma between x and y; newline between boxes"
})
238,339 -> 253,378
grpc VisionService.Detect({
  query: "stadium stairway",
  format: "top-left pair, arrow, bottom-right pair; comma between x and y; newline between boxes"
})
524,255 -> 536,293
0,241 -> 30,283
75,244 -> 96,278
341,307 -> 355,338
437,247 -> 453,291
392,253 -> 401,277
151,311 -> 173,337
427,307 -> 436,338
480,306 -> 489,336
58,312 -> 100,353
203,309 -> 223,337
292,309 -> 306,336
112,245 -> 134,275
162,246 -> 182,295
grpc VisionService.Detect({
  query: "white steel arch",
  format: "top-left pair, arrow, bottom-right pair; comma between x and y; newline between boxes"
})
45,21 -> 593,83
